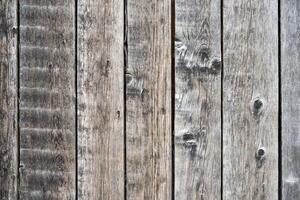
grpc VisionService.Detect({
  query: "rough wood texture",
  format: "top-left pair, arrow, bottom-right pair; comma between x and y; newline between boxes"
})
0,0 -> 18,199
77,0 -> 124,199
126,0 -> 172,199
281,0 -> 300,199
174,0 -> 222,199
19,1 -> 76,199
223,0 -> 278,199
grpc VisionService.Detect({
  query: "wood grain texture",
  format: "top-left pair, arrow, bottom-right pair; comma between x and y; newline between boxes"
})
223,0 -> 278,199
77,0 -> 124,199
19,1 -> 75,199
175,0 -> 222,199
0,0 -> 18,199
281,0 -> 300,199
126,0 -> 172,199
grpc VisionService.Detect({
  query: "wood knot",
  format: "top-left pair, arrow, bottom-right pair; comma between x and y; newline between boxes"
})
48,63 -> 53,69
256,148 -> 265,158
255,147 -> 266,168
12,26 -> 17,34
251,98 -> 264,116
254,99 -> 263,110
209,57 -> 221,74
182,133 -> 196,141
181,127 -> 202,148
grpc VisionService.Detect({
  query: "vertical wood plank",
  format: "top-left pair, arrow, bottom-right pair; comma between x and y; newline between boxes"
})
126,0 -> 172,199
0,0 -> 18,199
174,0 -> 222,199
223,0 -> 278,199
281,0 -> 300,199
77,0 -> 124,199
19,0 -> 76,199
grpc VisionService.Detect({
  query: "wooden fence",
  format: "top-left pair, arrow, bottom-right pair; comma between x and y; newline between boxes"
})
0,0 -> 299,199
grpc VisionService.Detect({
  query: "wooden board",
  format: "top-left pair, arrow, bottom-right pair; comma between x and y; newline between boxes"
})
0,0 -> 18,199
174,0 -> 222,199
19,1 -> 76,199
126,0 -> 172,199
222,0 -> 278,199
281,0 -> 300,199
77,0 -> 124,199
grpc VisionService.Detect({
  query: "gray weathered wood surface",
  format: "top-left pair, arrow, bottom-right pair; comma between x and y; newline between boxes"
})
19,0 -> 76,199
0,0 -> 300,199
77,0 -> 124,199
223,0 -> 279,199
0,0 -> 18,199
126,0 -> 172,199
281,0 -> 300,199
174,0 -> 222,199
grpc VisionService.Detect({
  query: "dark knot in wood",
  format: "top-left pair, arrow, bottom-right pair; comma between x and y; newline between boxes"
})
255,147 -> 266,168
252,98 -> 264,116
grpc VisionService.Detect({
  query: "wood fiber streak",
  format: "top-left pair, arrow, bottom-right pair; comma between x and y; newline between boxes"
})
126,0 -> 172,199
19,1 -> 76,199
223,0 -> 278,199
0,0 -> 18,199
281,0 -> 300,199
77,0 -> 124,199
175,0 -> 222,199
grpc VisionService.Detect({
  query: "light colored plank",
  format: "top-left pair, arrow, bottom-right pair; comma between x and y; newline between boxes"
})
0,0 -> 18,199
77,0 -> 124,199
126,0 -> 172,199
223,0 -> 278,199
281,0 -> 300,199
19,1 -> 76,199
174,0 -> 222,199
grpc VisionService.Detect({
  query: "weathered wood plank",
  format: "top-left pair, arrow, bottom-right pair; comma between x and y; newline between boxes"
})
281,0 -> 300,199
19,1 -> 76,199
126,0 -> 172,199
175,0 -> 222,199
223,0 -> 278,199
77,0 -> 124,199
0,0 -> 18,199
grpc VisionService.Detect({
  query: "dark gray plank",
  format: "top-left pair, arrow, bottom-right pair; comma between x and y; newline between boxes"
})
77,0 -> 125,199
223,0 -> 279,199
19,1 -> 76,199
0,0 -> 18,199
175,0 -> 222,199
126,0 -> 172,199
281,0 -> 300,199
